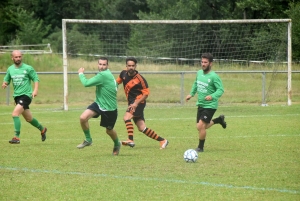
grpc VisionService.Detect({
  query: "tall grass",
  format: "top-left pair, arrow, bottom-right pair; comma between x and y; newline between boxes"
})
0,53 -> 299,106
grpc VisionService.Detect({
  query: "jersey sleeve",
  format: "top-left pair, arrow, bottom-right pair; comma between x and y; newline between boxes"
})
3,68 -> 11,84
210,75 -> 224,100
116,70 -> 126,84
28,66 -> 40,82
189,77 -> 198,96
79,73 -> 103,87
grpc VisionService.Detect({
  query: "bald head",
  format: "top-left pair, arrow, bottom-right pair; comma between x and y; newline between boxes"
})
11,50 -> 22,66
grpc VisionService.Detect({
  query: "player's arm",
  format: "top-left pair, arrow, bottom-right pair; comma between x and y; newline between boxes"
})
78,67 -> 103,87
128,88 -> 149,112
210,76 -> 224,100
186,78 -> 197,101
116,76 -> 123,85
2,69 -> 11,89
28,67 -> 40,98
32,82 -> 39,98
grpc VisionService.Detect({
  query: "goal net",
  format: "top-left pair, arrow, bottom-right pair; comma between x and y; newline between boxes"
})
62,19 -> 292,110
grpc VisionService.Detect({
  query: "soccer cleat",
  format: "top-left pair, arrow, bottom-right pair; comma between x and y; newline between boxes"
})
77,140 -> 92,149
195,147 -> 204,152
41,127 -> 47,141
9,137 -> 20,144
112,142 -> 121,156
121,139 -> 135,148
159,139 -> 169,149
219,115 -> 227,129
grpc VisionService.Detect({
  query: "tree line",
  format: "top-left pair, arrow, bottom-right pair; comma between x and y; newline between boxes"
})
0,0 -> 299,60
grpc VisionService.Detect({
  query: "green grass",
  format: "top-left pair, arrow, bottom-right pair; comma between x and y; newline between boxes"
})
0,103 -> 299,200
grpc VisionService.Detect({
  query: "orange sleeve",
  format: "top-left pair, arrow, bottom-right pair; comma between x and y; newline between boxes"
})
141,88 -> 150,96
116,77 -> 123,84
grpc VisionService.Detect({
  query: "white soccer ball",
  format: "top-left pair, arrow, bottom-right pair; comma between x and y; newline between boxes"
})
183,149 -> 198,163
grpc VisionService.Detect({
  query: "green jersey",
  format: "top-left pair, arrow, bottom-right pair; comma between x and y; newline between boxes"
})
79,69 -> 117,111
190,70 -> 224,109
3,63 -> 39,98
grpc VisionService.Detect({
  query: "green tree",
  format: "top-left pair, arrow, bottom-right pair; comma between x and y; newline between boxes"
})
285,2 -> 300,60
6,7 -> 51,45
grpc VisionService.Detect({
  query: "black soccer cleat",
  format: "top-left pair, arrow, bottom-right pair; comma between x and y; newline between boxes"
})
195,147 -> 204,152
41,127 -> 47,141
9,137 -> 20,144
219,115 -> 227,129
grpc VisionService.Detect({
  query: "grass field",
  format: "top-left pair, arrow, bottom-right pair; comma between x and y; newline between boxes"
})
0,103 -> 299,200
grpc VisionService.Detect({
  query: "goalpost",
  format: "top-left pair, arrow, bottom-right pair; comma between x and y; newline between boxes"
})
62,19 -> 292,111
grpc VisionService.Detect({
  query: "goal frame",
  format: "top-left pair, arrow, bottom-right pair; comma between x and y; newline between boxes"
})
62,19 -> 292,110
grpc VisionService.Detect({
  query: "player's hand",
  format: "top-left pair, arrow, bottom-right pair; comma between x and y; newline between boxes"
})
78,67 -> 85,73
186,95 -> 192,102
205,95 -> 212,101
32,90 -> 38,98
2,82 -> 8,89
128,103 -> 137,113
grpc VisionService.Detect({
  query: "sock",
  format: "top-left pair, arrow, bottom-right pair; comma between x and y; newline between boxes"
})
113,138 -> 120,147
29,118 -> 44,131
212,116 -> 221,124
83,129 -> 92,142
13,116 -> 21,138
198,139 -> 205,149
142,127 -> 164,141
125,120 -> 134,141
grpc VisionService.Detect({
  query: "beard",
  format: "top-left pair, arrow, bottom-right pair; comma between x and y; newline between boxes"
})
127,69 -> 135,75
202,65 -> 211,72
14,60 -> 21,65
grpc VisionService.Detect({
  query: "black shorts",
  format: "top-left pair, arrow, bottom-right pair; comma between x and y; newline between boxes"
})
14,95 -> 32,110
196,107 -> 216,123
126,102 -> 145,123
87,102 -> 118,130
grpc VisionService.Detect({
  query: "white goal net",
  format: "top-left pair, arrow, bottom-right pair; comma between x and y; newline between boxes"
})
62,19 -> 292,110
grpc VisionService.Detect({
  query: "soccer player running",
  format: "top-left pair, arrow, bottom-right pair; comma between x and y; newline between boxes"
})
76,57 -> 121,156
116,57 -> 168,149
2,50 -> 47,144
186,53 -> 226,152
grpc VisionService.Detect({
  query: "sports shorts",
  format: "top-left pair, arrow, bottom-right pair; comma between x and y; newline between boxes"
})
196,107 -> 217,123
14,95 -> 32,110
87,102 -> 118,130
126,102 -> 145,123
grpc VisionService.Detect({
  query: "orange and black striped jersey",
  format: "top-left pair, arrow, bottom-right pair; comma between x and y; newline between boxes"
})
116,70 -> 150,104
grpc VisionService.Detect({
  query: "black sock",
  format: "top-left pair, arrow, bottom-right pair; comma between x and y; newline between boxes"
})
198,139 -> 205,149
212,117 -> 221,124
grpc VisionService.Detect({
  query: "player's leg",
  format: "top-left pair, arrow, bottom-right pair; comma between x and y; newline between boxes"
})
101,109 -> 121,155
22,109 -> 47,141
9,103 -> 24,144
195,108 -> 216,152
121,111 -> 135,147
77,103 -> 99,148
211,114 -> 227,129
195,119 -> 207,152
135,118 -> 169,150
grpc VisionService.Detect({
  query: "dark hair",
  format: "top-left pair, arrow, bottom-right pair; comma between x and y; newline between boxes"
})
126,57 -> 137,65
99,57 -> 109,64
201,53 -> 213,62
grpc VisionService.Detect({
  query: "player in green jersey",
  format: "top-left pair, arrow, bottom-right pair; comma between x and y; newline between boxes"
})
2,50 -> 47,144
76,57 -> 121,156
186,53 -> 226,152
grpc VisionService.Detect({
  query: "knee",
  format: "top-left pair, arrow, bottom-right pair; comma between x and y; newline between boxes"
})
79,115 -> 87,123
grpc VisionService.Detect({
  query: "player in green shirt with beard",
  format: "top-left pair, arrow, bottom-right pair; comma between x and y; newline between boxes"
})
76,57 -> 121,156
2,50 -> 47,144
186,53 -> 226,152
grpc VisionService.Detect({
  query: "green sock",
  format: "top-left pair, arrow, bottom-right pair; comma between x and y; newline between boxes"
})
13,116 -> 21,138
83,129 -> 92,142
113,138 -> 120,147
29,118 -> 44,131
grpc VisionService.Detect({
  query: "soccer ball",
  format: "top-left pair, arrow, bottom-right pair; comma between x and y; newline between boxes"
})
183,149 -> 198,163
